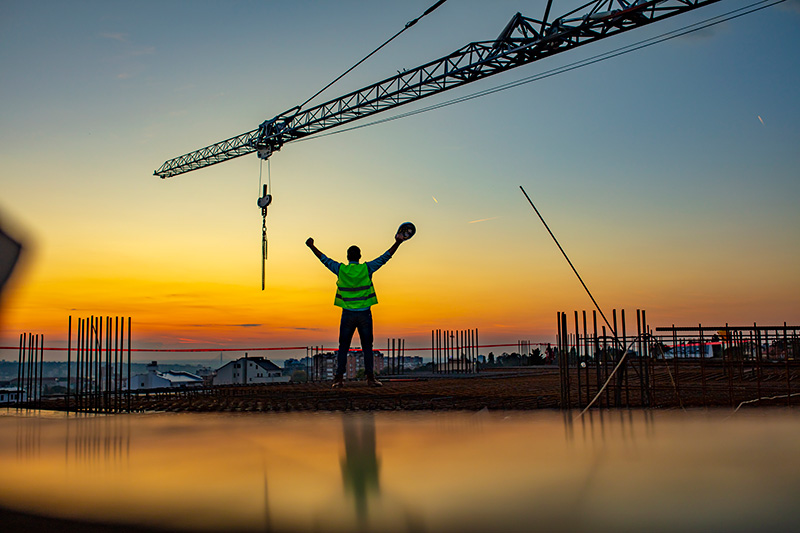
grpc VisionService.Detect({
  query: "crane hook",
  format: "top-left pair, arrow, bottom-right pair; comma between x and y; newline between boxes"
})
259,184 -> 272,290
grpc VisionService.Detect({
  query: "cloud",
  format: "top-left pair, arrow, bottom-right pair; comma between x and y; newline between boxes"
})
185,323 -> 263,328
677,26 -> 716,41
100,32 -> 128,43
99,32 -> 156,80
130,46 -> 156,57
176,337 -> 228,345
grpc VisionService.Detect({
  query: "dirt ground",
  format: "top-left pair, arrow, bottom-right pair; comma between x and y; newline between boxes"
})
34,363 -> 796,413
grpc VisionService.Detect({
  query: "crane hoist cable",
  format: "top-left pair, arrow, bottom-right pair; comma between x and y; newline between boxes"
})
296,0 -> 448,112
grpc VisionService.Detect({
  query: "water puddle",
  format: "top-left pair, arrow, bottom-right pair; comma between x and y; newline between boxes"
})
0,408 -> 798,532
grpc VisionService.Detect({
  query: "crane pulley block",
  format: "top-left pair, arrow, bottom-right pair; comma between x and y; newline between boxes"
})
251,108 -> 299,160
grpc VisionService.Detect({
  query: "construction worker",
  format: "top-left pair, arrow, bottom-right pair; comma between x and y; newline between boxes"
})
306,229 -> 409,388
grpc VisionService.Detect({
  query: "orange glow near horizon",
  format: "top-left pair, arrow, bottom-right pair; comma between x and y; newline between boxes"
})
3,250 -> 798,358
1,201 -> 798,356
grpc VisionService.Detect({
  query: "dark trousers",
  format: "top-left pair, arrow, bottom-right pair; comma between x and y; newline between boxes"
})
337,309 -> 374,377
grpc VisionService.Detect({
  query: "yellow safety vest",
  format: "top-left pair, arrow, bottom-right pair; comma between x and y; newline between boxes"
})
335,263 -> 378,309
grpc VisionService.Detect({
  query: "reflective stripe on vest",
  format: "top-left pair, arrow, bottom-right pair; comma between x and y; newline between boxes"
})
335,263 -> 378,309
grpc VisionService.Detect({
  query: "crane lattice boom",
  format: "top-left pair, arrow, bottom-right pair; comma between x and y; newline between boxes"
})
154,0 -> 719,179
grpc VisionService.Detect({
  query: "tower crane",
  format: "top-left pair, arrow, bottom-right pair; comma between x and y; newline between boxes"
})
154,0 -> 720,179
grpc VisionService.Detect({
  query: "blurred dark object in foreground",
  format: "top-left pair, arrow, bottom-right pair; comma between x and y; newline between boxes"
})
0,225 -> 22,291
0,506 -> 161,533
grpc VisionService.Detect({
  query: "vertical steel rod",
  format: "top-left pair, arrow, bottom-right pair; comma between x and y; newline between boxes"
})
27,332 -> 33,406
621,309 -> 629,407
673,323 -> 680,404
613,309 -> 621,407
114,316 -> 119,413
602,326 -> 609,407
642,310 -> 650,406
574,311 -> 582,408
475,328 -> 479,373
636,310 -> 642,407
756,322 -> 762,401
725,323 -> 734,408
401,338 -> 405,375
785,323 -> 791,407
106,317 -> 111,412
76,319 -> 81,410
38,334 -> 44,409
582,311 -> 589,407
699,326 -> 707,407
17,333 -> 23,406
67,317 -> 72,412
557,313 -> 563,407
563,313 -> 569,408
593,311 -> 600,408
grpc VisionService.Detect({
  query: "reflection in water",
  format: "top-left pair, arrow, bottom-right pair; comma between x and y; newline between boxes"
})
0,409 -> 799,533
65,413 -> 131,467
12,411 -> 131,466
15,411 -> 40,461
567,407 -> 656,446
341,413 -> 380,524
567,409 -> 660,514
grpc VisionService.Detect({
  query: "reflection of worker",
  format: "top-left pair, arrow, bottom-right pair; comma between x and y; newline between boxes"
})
341,413 -> 380,522
306,233 -> 406,388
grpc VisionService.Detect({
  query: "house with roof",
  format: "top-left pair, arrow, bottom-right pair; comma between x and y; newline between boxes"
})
129,361 -> 204,390
0,387 -> 26,404
213,356 -> 289,386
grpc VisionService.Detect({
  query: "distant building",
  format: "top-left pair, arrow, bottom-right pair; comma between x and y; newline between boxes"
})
0,387 -> 26,404
283,358 -> 308,377
401,356 -> 424,370
347,350 -> 384,378
663,343 -> 714,359
213,356 -> 289,386
5,378 -> 65,399
195,366 -> 215,385
129,361 -> 204,390
312,350 -> 385,380
312,352 -> 338,381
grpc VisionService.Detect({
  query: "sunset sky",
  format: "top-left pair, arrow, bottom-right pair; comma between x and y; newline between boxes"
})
1,0 -> 798,361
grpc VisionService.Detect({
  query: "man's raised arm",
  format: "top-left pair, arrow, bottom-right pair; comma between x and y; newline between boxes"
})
306,237 -> 323,259
387,234 -> 404,256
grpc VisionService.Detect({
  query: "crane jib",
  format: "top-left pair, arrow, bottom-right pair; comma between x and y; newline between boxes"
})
153,0 -> 721,179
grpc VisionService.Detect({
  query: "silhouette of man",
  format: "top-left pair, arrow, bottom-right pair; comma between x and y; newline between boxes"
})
306,233 -> 406,388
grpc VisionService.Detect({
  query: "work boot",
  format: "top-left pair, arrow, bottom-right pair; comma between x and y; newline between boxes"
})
332,375 -> 344,389
366,374 -> 383,387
